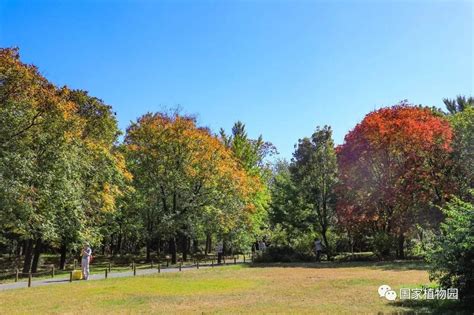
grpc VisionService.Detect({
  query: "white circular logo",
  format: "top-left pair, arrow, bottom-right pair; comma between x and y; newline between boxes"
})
385,290 -> 397,301
378,284 -> 391,297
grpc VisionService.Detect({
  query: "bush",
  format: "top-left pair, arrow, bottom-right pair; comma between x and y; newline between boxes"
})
428,193 -> 474,301
406,226 -> 436,259
253,246 -> 314,263
371,231 -> 394,259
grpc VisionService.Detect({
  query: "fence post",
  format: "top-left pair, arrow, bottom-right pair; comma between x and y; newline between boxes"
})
158,263 -> 161,274
234,256 -> 237,264
244,255 -> 246,263
69,271 -> 73,282
51,266 -> 55,278
28,273 -> 32,287
105,269 -> 108,279
133,264 -> 136,276
15,268 -> 19,282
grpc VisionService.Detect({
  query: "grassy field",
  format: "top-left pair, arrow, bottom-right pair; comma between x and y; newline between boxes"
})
0,261 -> 468,314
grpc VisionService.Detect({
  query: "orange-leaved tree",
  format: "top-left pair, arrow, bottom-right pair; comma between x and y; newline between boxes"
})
124,112 -> 261,263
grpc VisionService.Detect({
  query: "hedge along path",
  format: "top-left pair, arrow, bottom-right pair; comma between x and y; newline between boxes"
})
0,255 -> 247,291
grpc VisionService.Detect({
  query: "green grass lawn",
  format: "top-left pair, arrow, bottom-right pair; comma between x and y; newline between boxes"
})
0,254 -> 226,284
0,262 -> 468,314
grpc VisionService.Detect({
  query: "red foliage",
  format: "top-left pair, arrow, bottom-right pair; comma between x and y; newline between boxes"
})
336,105 -> 454,235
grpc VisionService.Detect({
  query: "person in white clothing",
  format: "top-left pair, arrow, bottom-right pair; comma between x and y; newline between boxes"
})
81,243 -> 92,280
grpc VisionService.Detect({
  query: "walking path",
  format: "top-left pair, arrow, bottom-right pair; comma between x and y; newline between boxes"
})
0,260 -> 246,291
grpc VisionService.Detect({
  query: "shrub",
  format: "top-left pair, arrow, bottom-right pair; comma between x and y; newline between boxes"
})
428,193 -> 474,301
371,231 -> 394,259
253,245 -> 314,263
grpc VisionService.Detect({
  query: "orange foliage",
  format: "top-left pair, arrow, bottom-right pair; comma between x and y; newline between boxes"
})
125,112 -> 262,226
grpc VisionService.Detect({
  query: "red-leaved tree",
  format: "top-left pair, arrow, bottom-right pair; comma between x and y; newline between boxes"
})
336,104 -> 454,258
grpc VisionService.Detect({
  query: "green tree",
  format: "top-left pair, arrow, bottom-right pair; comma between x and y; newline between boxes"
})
269,159 -> 312,246
428,192 -> 474,301
220,121 -> 275,250
0,48 -> 82,272
290,126 -> 337,258
448,105 -> 474,200
0,48 -> 129,271
443,95 -> 474,114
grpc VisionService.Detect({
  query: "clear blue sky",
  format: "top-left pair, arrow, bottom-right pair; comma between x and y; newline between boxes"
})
1,0 -> 472,158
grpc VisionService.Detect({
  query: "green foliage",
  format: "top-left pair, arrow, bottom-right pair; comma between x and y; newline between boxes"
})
0,48 -> 129,271
370,231 -> 394,258
443,95 -> 474,114
268,126 -> 337,261
220,121 -> 275,242
290,125 -> 337,256
268,160 -> 312,243
449,105 -> 474,199
428,193 -> 474,300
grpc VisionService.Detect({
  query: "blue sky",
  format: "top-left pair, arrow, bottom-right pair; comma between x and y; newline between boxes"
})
1,0 -> 472,158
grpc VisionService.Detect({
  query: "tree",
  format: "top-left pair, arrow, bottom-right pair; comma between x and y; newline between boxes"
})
428,192 -> 474,301
220,121 -> 277,174
336,104 -> 454,258
219,121 -> 275,251
53,90 -> 130,268
290,126 -> 337,258
269,159 -> 312,246
0,48 -> 83,272
443,95 -> 474,114
125,112 -> 260,263
448,104 -> 474,200
0,48 -> 129,271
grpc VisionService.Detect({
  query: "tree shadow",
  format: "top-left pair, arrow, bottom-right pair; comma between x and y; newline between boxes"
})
389,299 -> 473,314
248,260 -> 429,271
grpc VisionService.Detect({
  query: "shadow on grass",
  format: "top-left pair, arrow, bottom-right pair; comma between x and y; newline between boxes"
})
248,260 -> 429,271
389,299 -> 474,314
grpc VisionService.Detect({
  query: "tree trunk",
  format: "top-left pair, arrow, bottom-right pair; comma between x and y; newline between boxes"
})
397,234 -> 405,259
20,240 -> 27,256
146,240 -> 151,262
205,233 -> 211,254
169,237 -> 177,264
192,238 -> 198,254
117,233 -> 122,255
15,240 -> 22,257
59,243 -> 67,270
181,235 -> 188,262
31,238 -> 42,273
321,227 -> 331,261
22,239 -> 34,273
110,233 -> 115,256
156,237 -> 162,257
